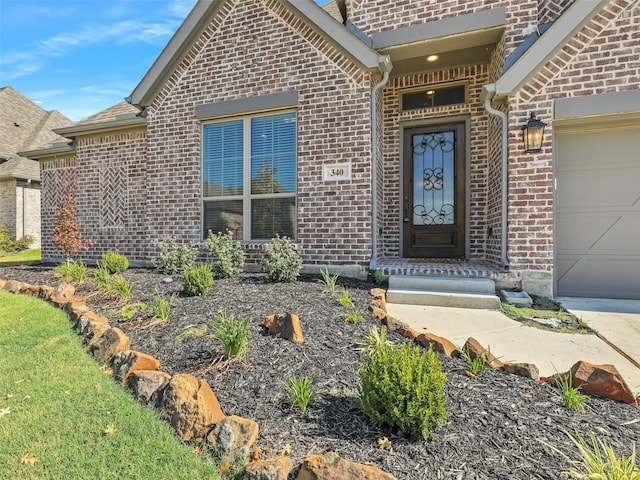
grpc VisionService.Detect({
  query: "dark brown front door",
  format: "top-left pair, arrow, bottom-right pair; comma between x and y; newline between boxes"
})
403,123 -> 465,258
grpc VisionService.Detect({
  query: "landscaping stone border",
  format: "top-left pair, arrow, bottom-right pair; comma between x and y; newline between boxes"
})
367,287 -> 639,406
0,277 -> 401,479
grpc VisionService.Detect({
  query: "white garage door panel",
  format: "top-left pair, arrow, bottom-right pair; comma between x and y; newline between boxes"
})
557,213 -> 640,253
557,165 -> 640,208
555,122 -> 640,299
556,257 -> 640,298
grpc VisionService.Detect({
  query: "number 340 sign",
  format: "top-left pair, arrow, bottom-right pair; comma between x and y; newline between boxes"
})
323,163 -> 351,181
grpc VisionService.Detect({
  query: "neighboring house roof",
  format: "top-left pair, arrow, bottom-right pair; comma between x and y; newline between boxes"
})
0,86 -> 73,180
127,0 -> 384,108
53,101 -> 145,140
75,101 -> 141,126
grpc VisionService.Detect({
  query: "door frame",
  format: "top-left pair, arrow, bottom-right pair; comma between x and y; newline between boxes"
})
399,116 -> 471,259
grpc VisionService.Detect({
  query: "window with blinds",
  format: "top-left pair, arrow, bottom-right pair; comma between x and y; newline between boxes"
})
202,111 -> 297,240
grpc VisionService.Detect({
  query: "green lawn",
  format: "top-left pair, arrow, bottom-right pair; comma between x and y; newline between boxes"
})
0,290 -> 220,480
0,248 -> 41,266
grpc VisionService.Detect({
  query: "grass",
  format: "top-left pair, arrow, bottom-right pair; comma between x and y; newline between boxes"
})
460,344 -> 489,376
206,310 -> 250,360
0,248 -> 41,266
341,306 -> 364,323
0,290 -> 219,479
282,376 -> 315,414
338,289 -> 353,308
499,295 -> 592,334
555,373 -> 589,412
54,259 -> 87,283
319,268 -> 339,292
542,430 -> 639,479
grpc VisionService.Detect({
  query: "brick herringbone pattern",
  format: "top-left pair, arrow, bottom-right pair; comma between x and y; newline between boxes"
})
99,165 -> 127,228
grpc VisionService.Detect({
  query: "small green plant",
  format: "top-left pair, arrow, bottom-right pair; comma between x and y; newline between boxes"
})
260,234 -> 303,282
151,237 -> 198,275
373,270 -> 385,284
555,373 -> 589,412
342,306 -> 364,324
202,229 -> 245,278
460,344 -> 489,376
576,317 -> 589,330
93,268 -> 133,300
359,327 -> 447,440
357,326 -> 395,357
207,310 -> 250,360
147,295 -> 174,322
183,264 -> 214,296
98,251 -> 129,274
176,324 -> 208,343
319,268 -> 339,292
338,289 -> 353,308
0,224 -> 33,255
54,259 -> 87,283
543,430 -> 639,479
282,376 -> 315,414
119,303 -> 147,322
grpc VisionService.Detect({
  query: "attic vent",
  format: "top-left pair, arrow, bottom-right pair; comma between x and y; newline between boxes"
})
402,84 -> 466,111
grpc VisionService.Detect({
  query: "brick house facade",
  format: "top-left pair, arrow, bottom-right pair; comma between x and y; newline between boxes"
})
27,0 -> 639,299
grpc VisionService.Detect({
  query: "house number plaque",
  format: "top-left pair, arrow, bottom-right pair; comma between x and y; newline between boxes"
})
323,163 -> 351,181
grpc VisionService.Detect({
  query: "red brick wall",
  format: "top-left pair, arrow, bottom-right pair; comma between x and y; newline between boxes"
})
145,0 -> 374,269
507,0 -> 639,292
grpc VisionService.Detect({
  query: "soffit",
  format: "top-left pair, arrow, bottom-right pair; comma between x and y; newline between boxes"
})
373,8 -> 505,76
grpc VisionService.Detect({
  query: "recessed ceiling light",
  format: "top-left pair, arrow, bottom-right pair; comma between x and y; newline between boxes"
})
426,54 -> 439,62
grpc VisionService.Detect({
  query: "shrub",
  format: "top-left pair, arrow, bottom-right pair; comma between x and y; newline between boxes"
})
341,306 -> 364,323
151,237 -> 198,275
555,373 -> 589,412
319,268 -> 339,292
98,251 -> 129,274
0,224 -> 33,256
282,376 -> 314,414
360,327 -> 447,440
460,344 -> 489,376
260,234 -> 302,282
207,310 -> 250,360
93,268 -> 133,300
119,303 -> 147,322
54,259 -> 87,283
202,229 -> 245,278
183,264 -> 214,296
147,295 -> 174,322
338,289 -> 353,308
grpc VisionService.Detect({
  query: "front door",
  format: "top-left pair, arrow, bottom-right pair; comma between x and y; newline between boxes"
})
403,123 -> 465,258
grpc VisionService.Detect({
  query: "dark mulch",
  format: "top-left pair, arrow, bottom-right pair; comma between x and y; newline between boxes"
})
3,265 -> 639,479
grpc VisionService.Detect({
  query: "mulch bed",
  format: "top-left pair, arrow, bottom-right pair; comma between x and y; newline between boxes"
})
3,265 -> 639,479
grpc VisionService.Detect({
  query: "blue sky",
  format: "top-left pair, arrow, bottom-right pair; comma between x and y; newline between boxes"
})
0,0 -> 329,122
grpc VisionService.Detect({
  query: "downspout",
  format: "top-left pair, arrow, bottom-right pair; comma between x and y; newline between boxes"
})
481,84 -> 510,268
369,55 -> 392,273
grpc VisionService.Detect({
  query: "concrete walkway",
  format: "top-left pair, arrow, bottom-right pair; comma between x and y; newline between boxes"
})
386,302 -> 640,396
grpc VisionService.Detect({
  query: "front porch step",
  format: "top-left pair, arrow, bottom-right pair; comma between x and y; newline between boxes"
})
386,275 -> 501,309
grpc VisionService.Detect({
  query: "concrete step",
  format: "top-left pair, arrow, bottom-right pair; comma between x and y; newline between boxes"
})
386,275 -> 500,309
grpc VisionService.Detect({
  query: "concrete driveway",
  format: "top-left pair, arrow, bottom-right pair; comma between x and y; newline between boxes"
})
558,297 -> 640,370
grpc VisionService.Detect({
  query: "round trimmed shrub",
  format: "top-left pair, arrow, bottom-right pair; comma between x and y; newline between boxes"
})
182,264 -> 214,296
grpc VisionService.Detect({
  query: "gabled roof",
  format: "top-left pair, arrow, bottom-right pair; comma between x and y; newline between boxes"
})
491,0 -> 609,99
0,86 -> 73,180
127,0 -> 384,108
54,101 -> 145,139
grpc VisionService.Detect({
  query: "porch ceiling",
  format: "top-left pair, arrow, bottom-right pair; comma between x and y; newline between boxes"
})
378,27 -> 503,77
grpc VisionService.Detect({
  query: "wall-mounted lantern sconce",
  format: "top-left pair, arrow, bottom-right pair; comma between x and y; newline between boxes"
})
521,112 -> 547,153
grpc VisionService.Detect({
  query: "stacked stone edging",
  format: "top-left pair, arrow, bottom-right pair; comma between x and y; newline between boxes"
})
0,278 -> 400,478
369,288 -> 639,406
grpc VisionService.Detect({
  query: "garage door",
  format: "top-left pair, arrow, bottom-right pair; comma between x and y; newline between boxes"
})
555,119 -> 640,299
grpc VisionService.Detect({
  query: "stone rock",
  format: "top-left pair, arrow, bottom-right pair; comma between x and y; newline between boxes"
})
64,300 -> 89,326
296,452 -> 396,480
112,350 -> 160,382
502,362 -> 540,380
0,279 -> 7,290
369,289 -> 387,320
37,285 -> 55,300
127,370 -> 171,403
397,324 -> 419,340
382,316 -> 403,332
78,311 -> 109,335
207,415 -> 259,466
263,313 -> 304,344
19,284 -> 39,296
416,333 -> 460,357
162,277 -> 174,284
86,323 -> 111,345
90,327 -> 130,363
4,279 -> 23,293
463,337 -> 503,369
369,288 -> 386,300
49,284 -> 76,306
244,457 -> 293,480
158,373 -> 225,441
555,361 -> 636,404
